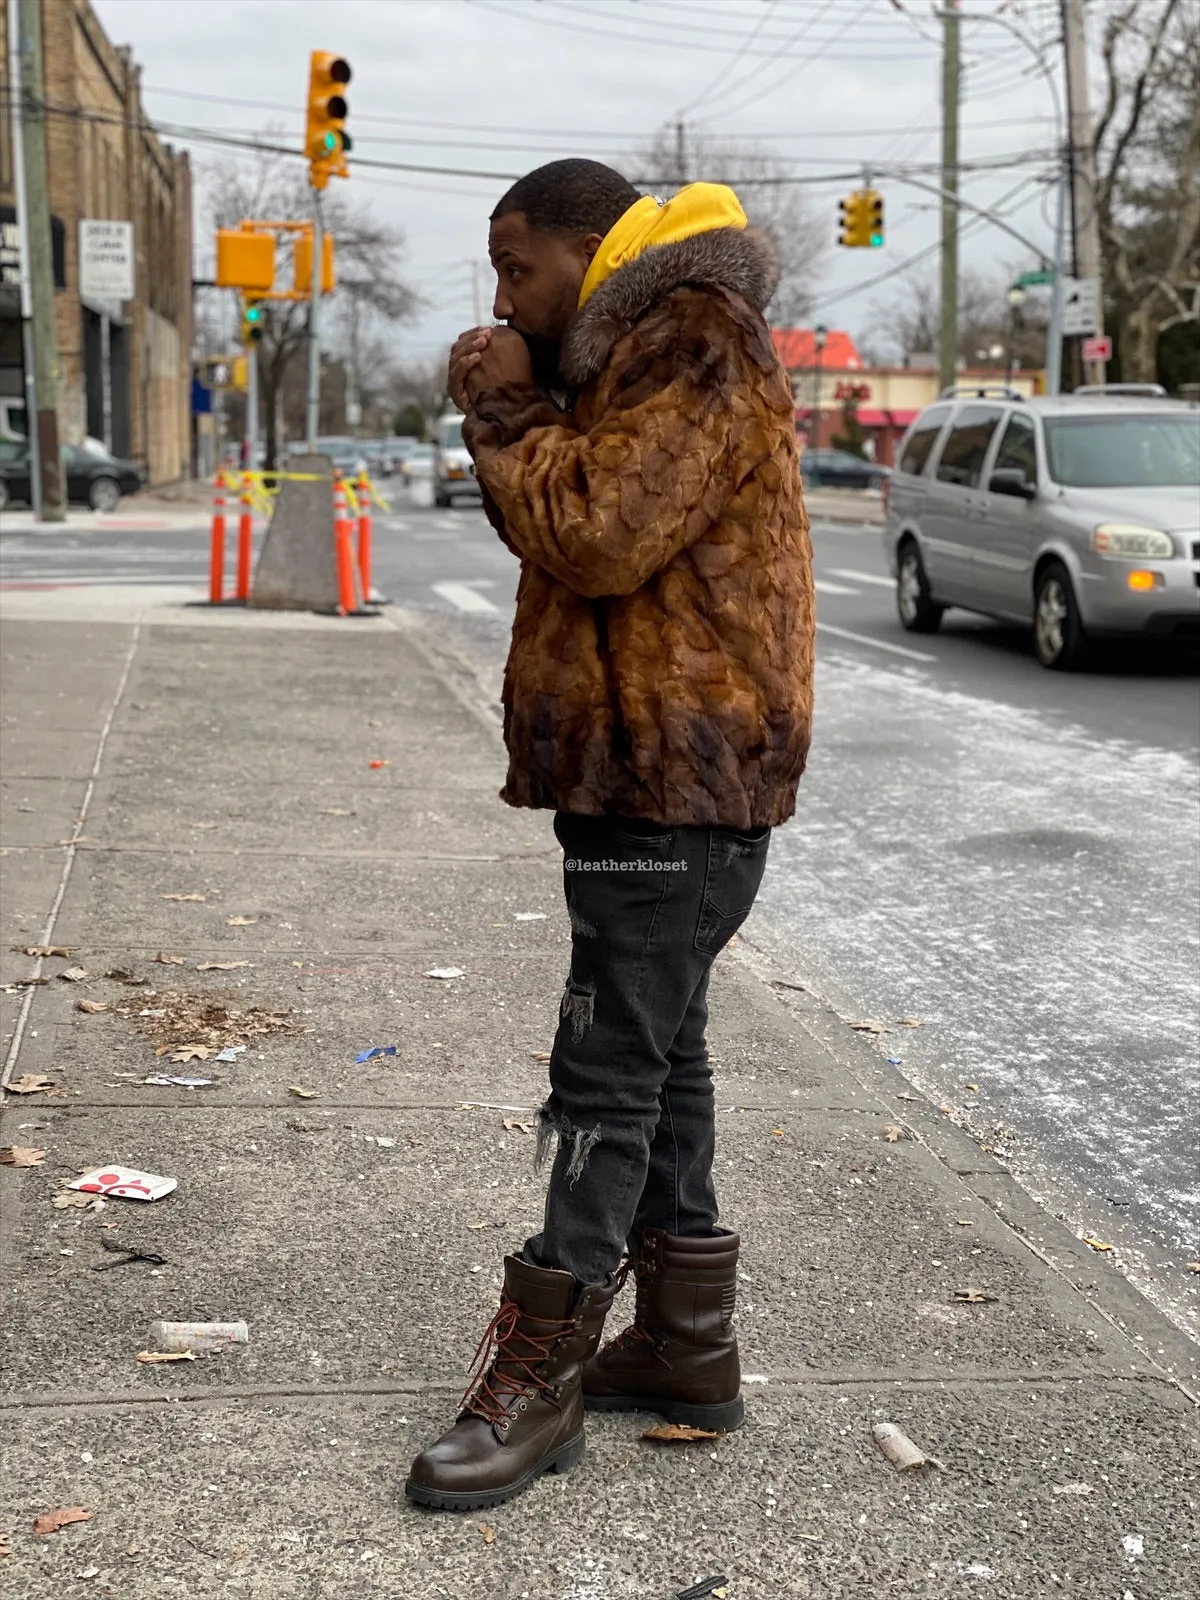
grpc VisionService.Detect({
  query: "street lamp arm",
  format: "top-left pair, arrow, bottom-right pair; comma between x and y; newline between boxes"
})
933,8 -> 1065,139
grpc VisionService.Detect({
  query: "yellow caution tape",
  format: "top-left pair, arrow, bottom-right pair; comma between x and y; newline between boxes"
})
214,468 -> 390,515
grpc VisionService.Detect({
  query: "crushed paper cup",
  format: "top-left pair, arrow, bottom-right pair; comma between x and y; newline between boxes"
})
70,1166 -> 178,1201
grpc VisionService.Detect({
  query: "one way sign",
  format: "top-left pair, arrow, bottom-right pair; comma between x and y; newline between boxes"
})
1062,277 -> 1100,336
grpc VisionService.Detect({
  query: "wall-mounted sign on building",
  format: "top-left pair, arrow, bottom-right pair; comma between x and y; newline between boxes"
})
78,220 -> 135,302
0,206 -> 68,290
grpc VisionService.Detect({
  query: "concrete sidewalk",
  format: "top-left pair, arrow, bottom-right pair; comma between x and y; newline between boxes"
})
0,594 -> 1195,1600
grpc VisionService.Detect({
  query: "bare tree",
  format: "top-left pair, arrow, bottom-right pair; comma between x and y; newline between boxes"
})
201,144 -> 421,465
869,268 -> 1047,368
1093,0 -> 1200,381
627,125 -> 826,325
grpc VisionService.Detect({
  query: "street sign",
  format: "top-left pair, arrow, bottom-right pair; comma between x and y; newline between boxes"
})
1082,334 -> 1112,363
1015,268 -> 1055,289
1062,276 -> 1099,336
79,220 -> 134,301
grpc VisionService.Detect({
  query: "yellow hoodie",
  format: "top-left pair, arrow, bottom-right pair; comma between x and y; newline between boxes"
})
577,182 -> 748,309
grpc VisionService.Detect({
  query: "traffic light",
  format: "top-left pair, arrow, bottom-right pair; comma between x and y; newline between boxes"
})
866,190 -> 884,248
242,300 -> 264,346
838,189 -> 884,248
306,50 -> 352,190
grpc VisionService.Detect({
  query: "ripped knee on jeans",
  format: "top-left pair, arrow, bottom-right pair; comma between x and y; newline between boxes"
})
536,1099 -> 602,1186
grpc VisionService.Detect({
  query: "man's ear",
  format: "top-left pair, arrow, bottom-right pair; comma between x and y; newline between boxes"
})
581,231 -> 605,266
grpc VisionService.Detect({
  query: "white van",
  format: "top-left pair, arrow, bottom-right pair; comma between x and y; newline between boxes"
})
433,410 -> 481,508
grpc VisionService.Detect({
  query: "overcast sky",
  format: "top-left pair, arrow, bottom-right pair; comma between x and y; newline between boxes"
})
93,0 -> 1068,367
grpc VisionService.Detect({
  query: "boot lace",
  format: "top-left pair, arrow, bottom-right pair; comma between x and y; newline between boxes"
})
460,1296 -> 577,1424
599,1256 -> 671,1366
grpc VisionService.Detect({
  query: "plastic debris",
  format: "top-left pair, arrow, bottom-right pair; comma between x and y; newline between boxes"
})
677,1577 -> 729,1600
214,1047 -> 245,1063
143,1075 -> 215,1089
355,1045 -> 398,1063
958,1563 -> 995,1579
59,966 -> 90,983
424,967 -> 464,980
513,912 -> 547,921
1122,1533 -> 1144,1562
70,1166 -> 177,1202
368,759 -> 389,769
886,1055 -> 904,1065
873,1421 -> 935,1470
1052,1482 -> 1093,1496
152,1320 -> 249,1353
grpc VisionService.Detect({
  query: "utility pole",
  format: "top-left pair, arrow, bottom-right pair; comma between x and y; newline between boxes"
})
1061,0 -> 1106,386
14,0 -> 65,519
246,345 -> 259,468
346,293 -> 360,435
939,2 -> 961,394
675,119 -> 688,188
471,259 -> 484,326
305,189 -> 324,450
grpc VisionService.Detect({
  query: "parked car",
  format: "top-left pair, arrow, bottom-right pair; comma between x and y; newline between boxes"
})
801,447 -> 889,491
883,384 -> 1200,668
0,437 -> 143,512
433,410 -> 481,507
400,443 -> 435,483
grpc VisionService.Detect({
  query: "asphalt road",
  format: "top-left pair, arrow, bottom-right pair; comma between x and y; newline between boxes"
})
3,487 -> 1198,1333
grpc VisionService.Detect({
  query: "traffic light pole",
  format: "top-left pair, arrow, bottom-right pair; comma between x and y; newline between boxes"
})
246,344 -> 259,468
305,187 -> 324,451
938,2 -> 961,395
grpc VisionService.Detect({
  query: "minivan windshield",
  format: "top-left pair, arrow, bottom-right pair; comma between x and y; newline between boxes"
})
439,419 -> 464,449
1044,415 -> 1200,488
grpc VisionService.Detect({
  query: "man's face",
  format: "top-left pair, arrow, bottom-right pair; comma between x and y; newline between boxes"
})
488,212 -> 601,381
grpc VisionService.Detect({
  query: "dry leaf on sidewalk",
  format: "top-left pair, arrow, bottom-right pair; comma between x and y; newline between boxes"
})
197,961 -> 250,972
480,1524 -> 495,1546
77,999 -> 109,1014
136,1349 -> 197,1364
4,1074 -> 57,1095
59,967 -> 90,983
531,1051 -> 552,1062
163,893 -> 206,903
953,1288 -> 998,1304
319,808 -> 353,817
288,1086 -> 321,1099
153,953 -> 185,966
883,1125 -> 909,1142
0,1146 -> 45,1167
169,1046 -> 211,1064
641,1423 -> 720,1442
502,1117 -> 534,1133
898,1017 -> 923,1027
18,944 -> 74,958
226,916 -> 258,926
1187,1262 -> 1200,1273
1083,1236 -> 1113,1252
848,1019 -> 889,1034
191,822 -> 218,830
53,1190 -> 97,1210
33,1507 -> 92,1537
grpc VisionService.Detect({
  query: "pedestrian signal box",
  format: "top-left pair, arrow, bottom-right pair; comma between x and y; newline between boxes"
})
215,229 -> 275,292
294,231 -> 336,294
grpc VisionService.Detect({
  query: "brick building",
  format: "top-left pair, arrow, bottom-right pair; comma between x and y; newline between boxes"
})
0,0 -> 192,483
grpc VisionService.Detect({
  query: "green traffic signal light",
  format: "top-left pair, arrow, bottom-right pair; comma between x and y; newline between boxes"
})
246,304 -> 262,323
870,233 -> 883,248
322,131 -> 337,152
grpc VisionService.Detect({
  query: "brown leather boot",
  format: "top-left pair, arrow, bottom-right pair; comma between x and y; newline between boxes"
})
405,1255 -> 615,1511
582,1229 -> 744,1431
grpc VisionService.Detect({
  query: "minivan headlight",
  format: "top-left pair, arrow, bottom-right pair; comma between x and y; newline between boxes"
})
1092,523 -> 1175,558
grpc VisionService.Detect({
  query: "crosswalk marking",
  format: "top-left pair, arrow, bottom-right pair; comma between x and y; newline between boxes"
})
431,581 -> 500,614
829,567 -> 895,588
816,622 -> 936,662
813,578 -> 859,596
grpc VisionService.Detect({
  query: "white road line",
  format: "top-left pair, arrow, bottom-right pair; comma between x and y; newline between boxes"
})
814,579 -> 860,596
816,621 -> 937,663
431,580 -> 500,614
829,567 -> 895,589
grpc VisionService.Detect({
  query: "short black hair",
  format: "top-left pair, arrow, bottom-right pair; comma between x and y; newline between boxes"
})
492,159 -> 640,238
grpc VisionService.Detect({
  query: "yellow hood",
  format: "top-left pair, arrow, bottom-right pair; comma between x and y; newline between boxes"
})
578,182 -> 748,309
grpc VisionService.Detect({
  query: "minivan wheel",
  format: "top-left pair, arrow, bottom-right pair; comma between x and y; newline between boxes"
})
89,476 -> 121,512
896,542 -> 944,633
1033,561 -> 1088,670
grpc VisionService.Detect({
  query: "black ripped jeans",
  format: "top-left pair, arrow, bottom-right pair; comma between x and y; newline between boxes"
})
524,811 -> 771,1285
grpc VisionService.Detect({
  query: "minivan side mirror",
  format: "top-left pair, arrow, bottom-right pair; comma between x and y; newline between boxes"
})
989,467 -> 1036,500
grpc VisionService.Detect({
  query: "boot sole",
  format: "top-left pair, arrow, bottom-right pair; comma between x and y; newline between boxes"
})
403,1431 -> 586,1512
584,1393 -> 745,1431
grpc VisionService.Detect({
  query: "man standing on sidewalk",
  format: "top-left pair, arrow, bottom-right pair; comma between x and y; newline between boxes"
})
406,159 -> 814,1511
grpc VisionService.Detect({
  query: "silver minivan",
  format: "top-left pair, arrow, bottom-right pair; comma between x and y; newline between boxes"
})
884,385 -> 1200,667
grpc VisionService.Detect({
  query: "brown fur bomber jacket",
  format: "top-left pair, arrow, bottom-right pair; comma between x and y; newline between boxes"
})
463,226 -> 815,829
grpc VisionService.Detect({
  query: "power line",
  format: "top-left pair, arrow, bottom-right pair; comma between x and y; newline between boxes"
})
707,1 -> 882,121
677,0 -> 782,117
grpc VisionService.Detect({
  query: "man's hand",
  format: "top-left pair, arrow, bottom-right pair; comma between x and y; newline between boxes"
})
447,325 -> 535,413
